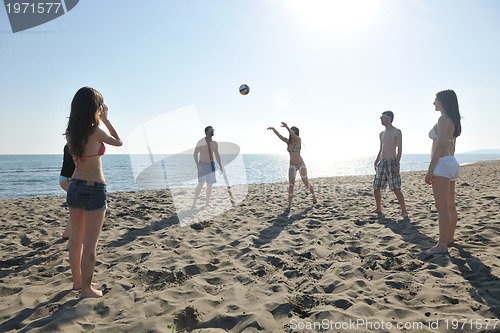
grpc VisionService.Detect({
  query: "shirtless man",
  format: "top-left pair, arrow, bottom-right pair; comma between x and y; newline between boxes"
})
373,111 -> 408,218
192,126 -> 224,208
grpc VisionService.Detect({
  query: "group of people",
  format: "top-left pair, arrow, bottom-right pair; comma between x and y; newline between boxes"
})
370,89 -> 461,255
60,86 -> 461,298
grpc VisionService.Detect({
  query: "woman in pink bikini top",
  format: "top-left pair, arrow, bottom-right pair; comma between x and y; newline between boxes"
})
64,86 -> 122,298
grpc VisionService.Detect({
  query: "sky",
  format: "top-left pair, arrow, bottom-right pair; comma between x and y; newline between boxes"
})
1,0 -> 499,160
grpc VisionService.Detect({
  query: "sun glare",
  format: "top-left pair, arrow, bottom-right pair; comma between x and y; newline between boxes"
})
288,0 -> 381,35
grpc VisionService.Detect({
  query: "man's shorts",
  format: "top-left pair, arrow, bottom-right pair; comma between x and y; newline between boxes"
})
67,179 -> 107,211
373,159 -> 401,190
198,161 -> 216,184
433,155 -> 460,181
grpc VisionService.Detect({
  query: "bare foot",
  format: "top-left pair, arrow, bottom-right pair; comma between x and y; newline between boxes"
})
80,286 -> 103,299
423,244 -> 448,255
371,209 -> 382,214
312,196 -> 317,205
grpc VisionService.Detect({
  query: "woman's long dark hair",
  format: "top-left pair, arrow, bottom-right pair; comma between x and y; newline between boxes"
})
436,89 -> 461,137
65,87 -> 103,157
287,126 -> 300,145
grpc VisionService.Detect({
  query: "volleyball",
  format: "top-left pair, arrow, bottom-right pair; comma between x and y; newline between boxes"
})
239,84 -> 250,95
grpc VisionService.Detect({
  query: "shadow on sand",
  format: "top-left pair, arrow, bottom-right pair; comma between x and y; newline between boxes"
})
379,215 -> 500,317
107,214 -> 179,248
451,244 -> 500,318
253,207 -> 312,247
0,290 -> 78,332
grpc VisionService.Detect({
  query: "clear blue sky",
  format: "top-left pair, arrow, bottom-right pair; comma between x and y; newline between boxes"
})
1,0 -> 499,159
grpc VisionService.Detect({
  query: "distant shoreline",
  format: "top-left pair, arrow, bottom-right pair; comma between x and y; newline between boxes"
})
2,158 -> 499,202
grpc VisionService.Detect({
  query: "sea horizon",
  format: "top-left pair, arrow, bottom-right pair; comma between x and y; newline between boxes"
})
0,153 -> 499,200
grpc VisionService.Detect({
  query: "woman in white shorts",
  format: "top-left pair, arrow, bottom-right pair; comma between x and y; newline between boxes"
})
424,89 -> 462,254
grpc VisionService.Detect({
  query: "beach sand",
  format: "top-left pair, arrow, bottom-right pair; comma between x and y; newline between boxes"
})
0,160 -> 499,332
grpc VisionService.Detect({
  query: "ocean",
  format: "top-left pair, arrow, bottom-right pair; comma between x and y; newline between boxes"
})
0,153 -> 499,199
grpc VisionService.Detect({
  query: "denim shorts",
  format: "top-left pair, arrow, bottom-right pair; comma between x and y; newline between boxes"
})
66,179 -> 107,211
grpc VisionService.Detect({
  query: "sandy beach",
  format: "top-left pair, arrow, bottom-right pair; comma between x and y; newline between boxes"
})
1,160 -> 499,332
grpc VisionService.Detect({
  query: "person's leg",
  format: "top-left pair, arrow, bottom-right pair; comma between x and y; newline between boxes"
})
68,207 -> 85,290
447,181 -> 457,244
205,183 -> 213,207
62,218 -> 71,240
373,164 -> 384,213
80,208 -> 106,298
373,189 -> 382,213
288,166 -> 297,209
299,165 -> 317,204
425,176 -> 451,254
60,180 -> 71,239
192,181 -> 204,208
393,189 -> 408,216
389,167 -> 407,216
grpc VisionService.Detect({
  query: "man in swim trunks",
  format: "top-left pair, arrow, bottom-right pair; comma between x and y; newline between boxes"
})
192,126 -> 224,209
373,111 -> 408,218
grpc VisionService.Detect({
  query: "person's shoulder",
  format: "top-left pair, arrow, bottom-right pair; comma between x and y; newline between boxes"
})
437,114 -> 452,125
92,126 -> 106,140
